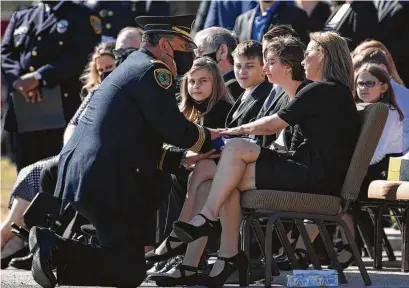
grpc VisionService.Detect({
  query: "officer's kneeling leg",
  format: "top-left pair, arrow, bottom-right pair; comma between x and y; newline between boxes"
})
52,201 -> 146,287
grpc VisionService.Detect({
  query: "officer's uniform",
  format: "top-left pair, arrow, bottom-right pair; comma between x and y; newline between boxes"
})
38,16 -> 212,287
1,1 -> 101,170
85,0 -> 170,41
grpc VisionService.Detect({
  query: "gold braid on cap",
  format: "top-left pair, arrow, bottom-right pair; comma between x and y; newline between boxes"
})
172,26 -> 192,41
189,125 -> 206,153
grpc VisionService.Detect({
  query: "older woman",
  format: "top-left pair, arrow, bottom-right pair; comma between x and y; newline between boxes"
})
172,31 -> 359,287
1,42 -> 116,269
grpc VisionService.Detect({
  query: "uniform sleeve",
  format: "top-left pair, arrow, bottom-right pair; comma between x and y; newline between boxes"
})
1,11 -> 22,89
158,144 -> 186,173
36,9 -> 101,87
138,64 -> 212,153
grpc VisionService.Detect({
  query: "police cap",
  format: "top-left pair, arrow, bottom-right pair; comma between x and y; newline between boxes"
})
135,15 -> 197,49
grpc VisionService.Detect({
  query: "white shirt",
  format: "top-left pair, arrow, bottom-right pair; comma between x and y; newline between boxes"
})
391,80 -> 409,153
370,108 -> 403,165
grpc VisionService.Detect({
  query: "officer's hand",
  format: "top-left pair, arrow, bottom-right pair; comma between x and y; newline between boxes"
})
27,88 -> 42,103
14,73 -> 40,93
208,128 -> 223,140
185,149 -> 219,166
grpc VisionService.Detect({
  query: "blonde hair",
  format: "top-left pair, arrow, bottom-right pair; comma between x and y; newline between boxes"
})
310,31 -> 353,92
352,40 -> 404,86
80,41 -> 116,96
179,57 -> 233,123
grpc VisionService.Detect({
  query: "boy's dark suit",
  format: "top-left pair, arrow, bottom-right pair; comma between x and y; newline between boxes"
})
226,79 -> 271,128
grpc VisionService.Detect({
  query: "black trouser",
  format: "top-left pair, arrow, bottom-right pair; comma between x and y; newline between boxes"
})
155,174 -> 188,244
56,201 -> 147,287
15,128 -> 64,171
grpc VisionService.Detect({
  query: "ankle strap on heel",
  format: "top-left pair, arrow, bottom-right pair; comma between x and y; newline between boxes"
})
197,213 -> 218,227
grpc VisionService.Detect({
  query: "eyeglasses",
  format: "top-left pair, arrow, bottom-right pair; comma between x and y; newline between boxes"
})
356,81 -> 382,88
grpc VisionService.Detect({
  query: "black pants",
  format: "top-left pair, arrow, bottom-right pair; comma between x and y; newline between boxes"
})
15,128 -> 64,171
155,174 -> 188,244
56,201 -> 146,287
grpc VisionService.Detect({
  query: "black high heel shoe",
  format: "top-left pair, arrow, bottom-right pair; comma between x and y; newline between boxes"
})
328,244 -> 354,270
207,251 -> 248,288
173,213 -> 221,244
145,235 -> 186,263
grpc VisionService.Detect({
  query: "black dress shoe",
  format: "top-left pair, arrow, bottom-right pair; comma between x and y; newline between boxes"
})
145,235 -> 186,263
9,253 -> 33,270
29,227 -> 58,288
1,236 -> 29,269
173,213 -> 221,243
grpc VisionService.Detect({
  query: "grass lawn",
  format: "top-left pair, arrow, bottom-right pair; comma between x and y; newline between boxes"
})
1,157 -> 17,221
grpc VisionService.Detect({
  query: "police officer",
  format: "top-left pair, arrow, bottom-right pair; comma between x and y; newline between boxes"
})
85,0 -> 170,42
1,1 -> 102,171
28,15 -> 221,288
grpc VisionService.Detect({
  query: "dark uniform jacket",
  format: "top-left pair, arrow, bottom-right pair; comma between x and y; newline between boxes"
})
306,1 -> 331,32
55,48 -> 212,215
1,2 -> 101,132
325,1 -> 379,51
374,0 -> 409,86
86,1 -> 170,39
223,70 -> 244,101
234,2 -> 310,44
226,79 -> 271,128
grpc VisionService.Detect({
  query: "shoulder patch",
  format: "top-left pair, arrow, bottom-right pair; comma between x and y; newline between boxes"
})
154,68 -> 173,89
150,59 -> 172,71
90,15 -> 102,35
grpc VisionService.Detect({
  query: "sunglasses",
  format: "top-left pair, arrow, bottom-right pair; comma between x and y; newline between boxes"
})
356,81 -> 382,88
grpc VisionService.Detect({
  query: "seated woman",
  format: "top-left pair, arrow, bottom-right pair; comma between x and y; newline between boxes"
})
0,42 -> 116,269
333,63 -> 404,268
169,31 -> 360,287
146,56 -> 233,260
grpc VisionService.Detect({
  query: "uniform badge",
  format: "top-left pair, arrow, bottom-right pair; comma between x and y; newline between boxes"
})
13,25 -> 28,36
90,15 -> 102,35
154,68 -> 172,89
56,19 -> 69,34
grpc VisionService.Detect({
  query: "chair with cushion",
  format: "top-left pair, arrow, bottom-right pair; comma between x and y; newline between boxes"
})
360,180 -> 409,272
240,102 -> 389,287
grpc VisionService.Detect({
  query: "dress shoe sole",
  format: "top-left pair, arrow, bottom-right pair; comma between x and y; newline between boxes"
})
29,228 -> 57,288
151,274 -> 206,287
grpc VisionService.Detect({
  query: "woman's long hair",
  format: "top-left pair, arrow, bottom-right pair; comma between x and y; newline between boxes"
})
310,31 -> 354,92
179,57 -> 233,123
352,40 -> 404,86
80,41 -> 116,96
354,63 -> 404,121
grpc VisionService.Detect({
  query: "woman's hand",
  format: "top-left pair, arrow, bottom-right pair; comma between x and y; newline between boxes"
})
219,126 -> 245,136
